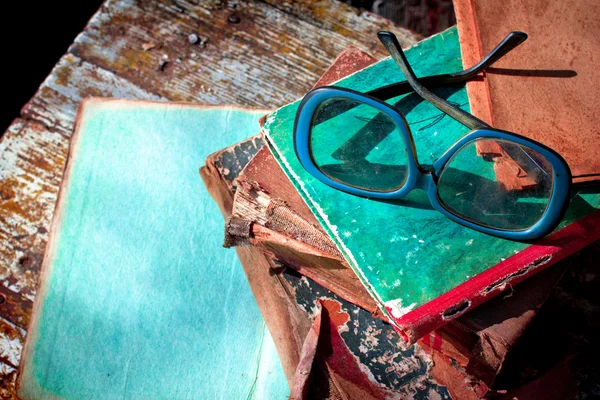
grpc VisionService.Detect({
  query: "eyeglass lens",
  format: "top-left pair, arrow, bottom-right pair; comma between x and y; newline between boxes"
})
309,97 -> 409,192
437,138 -> 554,231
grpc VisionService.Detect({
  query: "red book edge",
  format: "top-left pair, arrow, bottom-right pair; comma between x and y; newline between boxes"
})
389,209 -> 600,343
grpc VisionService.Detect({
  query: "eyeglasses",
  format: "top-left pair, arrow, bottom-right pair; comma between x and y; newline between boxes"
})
293,31 -> 572,240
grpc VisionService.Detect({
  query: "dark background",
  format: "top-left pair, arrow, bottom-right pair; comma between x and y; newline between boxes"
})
0,0 -> 453,135
0,1 -> 104,133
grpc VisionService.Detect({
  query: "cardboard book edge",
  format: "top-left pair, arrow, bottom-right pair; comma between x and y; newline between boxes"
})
453,0 -> 495,127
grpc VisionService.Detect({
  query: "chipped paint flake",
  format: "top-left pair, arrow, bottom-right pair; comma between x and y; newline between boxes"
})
0,332 -> 23,367
385,299 -> 417,319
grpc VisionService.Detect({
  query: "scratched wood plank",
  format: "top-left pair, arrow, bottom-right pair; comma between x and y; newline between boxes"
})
0,318 -> 25,400
262,0 -> 422,52
21,53 -> 167,136
0,119 -> 68,399
68,0 -> 419,107
0,120 -> 68,303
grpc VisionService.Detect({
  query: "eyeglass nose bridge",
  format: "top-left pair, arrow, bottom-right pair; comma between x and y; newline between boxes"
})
410,168 -> 437,192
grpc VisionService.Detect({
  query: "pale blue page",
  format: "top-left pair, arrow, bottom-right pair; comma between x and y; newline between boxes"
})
19,101 -> 289,400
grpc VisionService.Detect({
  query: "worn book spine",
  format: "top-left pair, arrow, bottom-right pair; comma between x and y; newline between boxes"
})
228,147 -> 386,319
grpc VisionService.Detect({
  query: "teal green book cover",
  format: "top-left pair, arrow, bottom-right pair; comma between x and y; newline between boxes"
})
18,99 -> 289,399
263,27 -> 600,343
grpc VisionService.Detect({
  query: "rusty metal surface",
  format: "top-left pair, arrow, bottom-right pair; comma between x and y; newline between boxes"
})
0,0 -> 421,396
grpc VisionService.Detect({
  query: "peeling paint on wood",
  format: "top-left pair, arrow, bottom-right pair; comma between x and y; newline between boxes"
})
263,0 -> 422,53
69,0 -> 418,107
0,319 -> 26,399
22,54 -> 166,136
0,120 -> 68,302
0,286 -> 33,331
0,120 -> 65,396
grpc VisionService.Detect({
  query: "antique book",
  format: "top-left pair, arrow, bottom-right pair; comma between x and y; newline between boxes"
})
261,26 -> 600,343
18,100 -> 289,399
211,133 -> 578,399
453,0 -> 600,184
200,47 -> 458,400
209,45 -> 575,399
202,135 -> 454,400
231,146 -> 574,398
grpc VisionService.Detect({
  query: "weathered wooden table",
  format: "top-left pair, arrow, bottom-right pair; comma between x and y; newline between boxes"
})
0,0 -> 420,396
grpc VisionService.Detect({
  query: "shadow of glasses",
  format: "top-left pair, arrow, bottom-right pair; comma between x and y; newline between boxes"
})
486,68 -> 577,78
326,86 -> 463,163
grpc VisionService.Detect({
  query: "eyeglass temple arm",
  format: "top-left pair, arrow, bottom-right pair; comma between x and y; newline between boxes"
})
378,31 -> 491,129
369,31 -> 528,126
453,31 -> 528,80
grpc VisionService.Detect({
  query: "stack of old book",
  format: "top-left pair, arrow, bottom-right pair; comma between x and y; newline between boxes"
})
200,9 -> 600,399
18,1 -> 599,398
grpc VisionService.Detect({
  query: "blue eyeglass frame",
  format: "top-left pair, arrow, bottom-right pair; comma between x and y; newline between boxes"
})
293,31 -> 572,240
